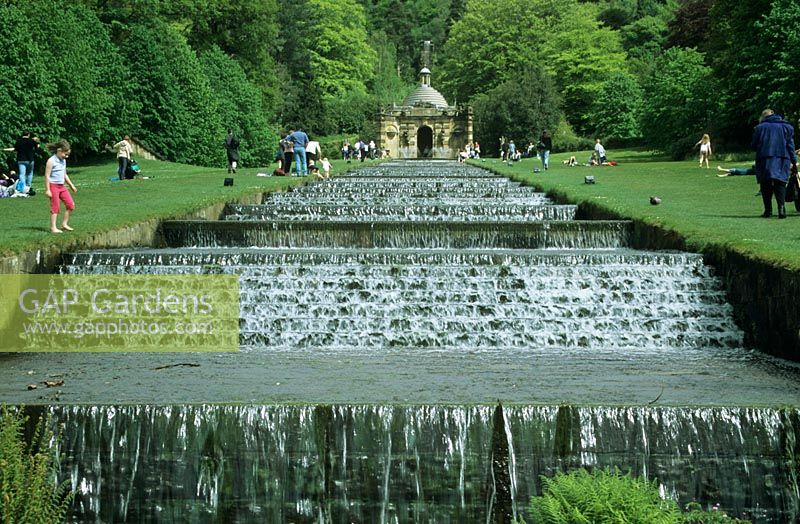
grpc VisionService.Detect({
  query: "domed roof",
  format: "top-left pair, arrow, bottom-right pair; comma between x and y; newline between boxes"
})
403,85 -> 449,108
402,67 -> 449,108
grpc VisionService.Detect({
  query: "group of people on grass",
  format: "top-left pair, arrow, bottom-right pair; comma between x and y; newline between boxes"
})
342,139 -> 381,162
501,133 -> 617,171
221,128 -> 333,180
458,141 -> 482,162
8,105 -> 798,236
270,129 -> 331,180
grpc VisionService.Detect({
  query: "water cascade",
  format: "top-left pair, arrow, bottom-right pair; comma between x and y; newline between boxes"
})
53,404 -> 799,522
51,161 -> 800,522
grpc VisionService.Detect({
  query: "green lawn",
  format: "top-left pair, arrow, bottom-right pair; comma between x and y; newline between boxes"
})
475,149 -> 800,271
0,157 -> 342,257
4,151 -> 798,273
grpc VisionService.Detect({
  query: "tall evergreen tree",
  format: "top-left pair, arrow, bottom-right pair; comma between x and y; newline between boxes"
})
199,47 -> 278,167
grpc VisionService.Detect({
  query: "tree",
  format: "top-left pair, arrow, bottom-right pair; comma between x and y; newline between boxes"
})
599,0 -> 639,29
362,0 -> 455,81
472,68 -> 562,157
369,32 -> 414,106
753,0 -> 800,124
666,0 -> 712,52
590,72 -> 644,142
439,0 -> 553,103
305,0 -> 376,99
640,47 -> 720,158
0,4 -> 59,152
165,0 -> 281,119
199,47 -> 279,167
4,1 -> 132,156
440,0 -> 624,135
82,0 -> 281,120
119,20 -> 223,164
541,2 -> 627,135
621,16 -> 670,79
707,0 -> 772,144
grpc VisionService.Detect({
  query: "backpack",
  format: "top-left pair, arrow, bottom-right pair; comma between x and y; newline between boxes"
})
124,159 -> 141,179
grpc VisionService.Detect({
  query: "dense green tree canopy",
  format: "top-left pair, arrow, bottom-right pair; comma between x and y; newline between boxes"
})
0,4 -> 59,152
541,2 -> 627,135
472,68 -> 562,156
2,0 -> 799,163
753,0 -> 800,124
591,72 -> 644,141
439,0 -> 553,103
120,20 -> 222,164
305,0 -> 376,99
640,47 -> 720,158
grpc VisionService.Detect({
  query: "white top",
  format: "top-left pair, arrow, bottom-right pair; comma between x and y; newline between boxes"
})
306,141 -> 321,156
594,143 -> 606,157
114,139 -> 132,159
47,155 -> 67,184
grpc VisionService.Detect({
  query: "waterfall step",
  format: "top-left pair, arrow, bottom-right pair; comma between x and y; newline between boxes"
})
276,185 -> 543,197
261,195 -> 554,206
334,165 -> 500,178
50,404 -> 800,523
160,220 -> 633,249
64,247 -> 703,268
224,203 -> 578,222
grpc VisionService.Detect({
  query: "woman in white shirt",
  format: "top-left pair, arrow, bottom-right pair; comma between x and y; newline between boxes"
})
114,135 -> 132,180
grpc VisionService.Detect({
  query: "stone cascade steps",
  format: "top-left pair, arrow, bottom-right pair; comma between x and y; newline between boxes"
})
159,220 -> 633,249
65,247 -> 742,352
224,203 -> 578,222
63,247 -> 708,269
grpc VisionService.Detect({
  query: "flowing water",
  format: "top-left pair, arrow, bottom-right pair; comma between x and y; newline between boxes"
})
50,404 -> 799,523
9,161 -> 800,521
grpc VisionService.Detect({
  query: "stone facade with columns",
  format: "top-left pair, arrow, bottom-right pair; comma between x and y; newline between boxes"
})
378,67 -> 472,160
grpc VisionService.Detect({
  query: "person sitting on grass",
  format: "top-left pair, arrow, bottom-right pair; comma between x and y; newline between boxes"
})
0,168 -> 18,188
717,165 -> 755,177
562,156 -> 578,166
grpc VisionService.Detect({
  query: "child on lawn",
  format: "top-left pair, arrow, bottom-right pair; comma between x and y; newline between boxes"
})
44,139 -> 77,234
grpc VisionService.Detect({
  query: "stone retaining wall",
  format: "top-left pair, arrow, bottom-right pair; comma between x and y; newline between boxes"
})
576,200 -> 800,361
0,192 -> 265,274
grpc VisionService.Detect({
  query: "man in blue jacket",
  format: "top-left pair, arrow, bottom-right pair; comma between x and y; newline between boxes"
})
752,109 -> 797,218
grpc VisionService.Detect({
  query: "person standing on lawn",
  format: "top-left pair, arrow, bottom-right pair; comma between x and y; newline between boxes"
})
538,130 -> 552,171
287,128 -> 309,176
3,130 -> 39,192
224,129 -> 240,174
751,109 -> 797,218
44,139 -> 77,234
113,135 -> 132,180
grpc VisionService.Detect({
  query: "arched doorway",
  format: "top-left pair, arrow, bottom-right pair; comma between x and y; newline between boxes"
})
417,126 -> 433,158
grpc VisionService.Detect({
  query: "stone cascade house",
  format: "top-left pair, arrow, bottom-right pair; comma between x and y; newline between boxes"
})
377,67 -> 473,160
